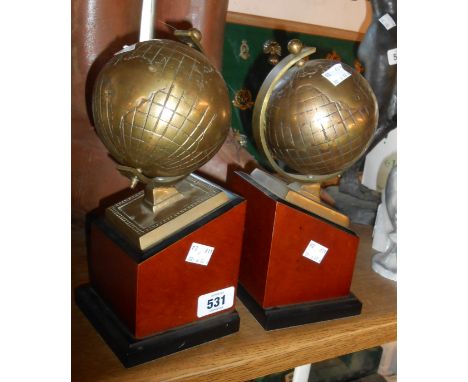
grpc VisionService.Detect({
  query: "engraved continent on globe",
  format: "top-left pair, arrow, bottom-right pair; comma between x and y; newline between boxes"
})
92,39 -> 231,181
265,59 -> 378,176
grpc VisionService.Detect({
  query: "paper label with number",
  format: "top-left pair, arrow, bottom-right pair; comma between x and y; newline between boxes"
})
379,14 -> 396,30
114,44 -> 136,55
387,48 -> 397,65
302,240 -> 329,264
321,64 -> 351,86
197,286 -> 235,318
185,242 -> 215,266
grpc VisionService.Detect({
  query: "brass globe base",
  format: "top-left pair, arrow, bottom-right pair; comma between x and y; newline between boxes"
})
143,185 -> 184,213
105,174 -> 230,251
250,169 -> 349,228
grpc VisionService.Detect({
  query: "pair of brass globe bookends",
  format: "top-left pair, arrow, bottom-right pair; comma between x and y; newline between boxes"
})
95,33 -> 377,245
78,29 -> 378,367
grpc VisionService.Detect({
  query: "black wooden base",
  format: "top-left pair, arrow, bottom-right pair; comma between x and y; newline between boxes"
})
75,284 -> 240,367
237,284 -> 362,331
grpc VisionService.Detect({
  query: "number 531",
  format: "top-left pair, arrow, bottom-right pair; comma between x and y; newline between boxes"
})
207,295 -> 226,309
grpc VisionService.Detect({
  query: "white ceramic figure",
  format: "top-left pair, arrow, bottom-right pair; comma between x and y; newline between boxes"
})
372,165 -> 397,281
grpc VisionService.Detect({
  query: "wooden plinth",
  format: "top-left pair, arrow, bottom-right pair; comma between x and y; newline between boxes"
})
78,187 -> 246,365
228,172 -> 360,313
237,285 -> 361,331
75,284 -> 240,368
72,221 -> 397,381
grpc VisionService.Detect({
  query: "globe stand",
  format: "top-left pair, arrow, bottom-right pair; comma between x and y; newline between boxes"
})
105,174 -> 231,251
228,171 -> 362,330
143,184 -> 184,212
75,175 -> 247,367
251,169 -> 350,228
78,27 -> 243,367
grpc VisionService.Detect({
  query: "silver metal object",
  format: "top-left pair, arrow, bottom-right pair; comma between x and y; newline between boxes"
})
372,165 -> 397,281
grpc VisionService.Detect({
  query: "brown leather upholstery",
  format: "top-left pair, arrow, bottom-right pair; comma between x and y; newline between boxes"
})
154,0 -> 228,70
71,0 -> 254,220
72,0 -> 143,219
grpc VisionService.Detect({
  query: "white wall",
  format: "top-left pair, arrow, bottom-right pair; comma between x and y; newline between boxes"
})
228,0 -> 372,33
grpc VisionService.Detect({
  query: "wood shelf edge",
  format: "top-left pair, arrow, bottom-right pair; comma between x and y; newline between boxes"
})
226,11 -> 365,42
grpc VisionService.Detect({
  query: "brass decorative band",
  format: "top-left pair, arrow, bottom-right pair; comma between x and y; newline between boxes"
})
106,175 -> 229,250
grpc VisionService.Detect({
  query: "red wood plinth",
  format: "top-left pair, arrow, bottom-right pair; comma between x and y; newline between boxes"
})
88,196 -> 246,339
228,172 -> 359,309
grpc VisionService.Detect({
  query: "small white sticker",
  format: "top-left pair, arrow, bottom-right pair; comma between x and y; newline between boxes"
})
185,242 -> 215,266
387,48 -> 397,65
114,44 -> 136,56
379,13 -> 396,30
303,240 -> 329,264
197,286 -> 235,318
321,64 -> 351,86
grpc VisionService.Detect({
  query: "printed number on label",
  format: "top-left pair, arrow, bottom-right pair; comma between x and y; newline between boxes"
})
207,295 -> 225,309
197,286 -> 235,318
185,242 -> 215,266
114,44 -> 136,55
321,64 -> 351,86
379,14 -> 396,30
387,48 -> 397,65
302,240 -> 329,264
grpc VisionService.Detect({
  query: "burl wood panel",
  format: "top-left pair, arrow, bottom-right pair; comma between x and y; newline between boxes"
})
228,172 -> 277,304
88,200 -> 246,339
229,172 -> 359,308
135,200 -> 246,338
264,202 -> 359,307
89,226 -> 138,333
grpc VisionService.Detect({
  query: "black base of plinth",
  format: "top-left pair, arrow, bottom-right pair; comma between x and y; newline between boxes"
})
75,284 -> 240,367
237,284 -> 362,331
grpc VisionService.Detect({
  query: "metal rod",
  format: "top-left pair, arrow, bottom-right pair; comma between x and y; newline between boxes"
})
139,0 -> 156,42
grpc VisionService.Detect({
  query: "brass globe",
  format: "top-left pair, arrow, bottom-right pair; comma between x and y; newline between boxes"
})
92,38 -> 231,183
266,59 -> 378,176
255,56 -> 378,181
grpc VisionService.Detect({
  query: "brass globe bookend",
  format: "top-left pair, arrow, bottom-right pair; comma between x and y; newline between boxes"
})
92,29 -> 232,249
251,40 -> 378,227
226,40 -> 373,329
79,28 -> 246,368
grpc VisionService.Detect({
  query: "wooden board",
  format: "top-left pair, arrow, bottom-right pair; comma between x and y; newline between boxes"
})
72,223 -> 396,381
226,11 -> 365,42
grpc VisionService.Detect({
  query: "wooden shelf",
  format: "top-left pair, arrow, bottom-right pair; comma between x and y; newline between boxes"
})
72,223 -> 396,382
226,11 -> 365,41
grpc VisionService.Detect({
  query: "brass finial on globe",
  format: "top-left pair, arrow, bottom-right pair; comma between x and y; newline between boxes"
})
92,35 -> 231,187
287,39 -> 303,55
253,45 -> 378,183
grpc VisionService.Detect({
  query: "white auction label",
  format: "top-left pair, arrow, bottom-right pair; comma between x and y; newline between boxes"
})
185,242 -> 215,266
114,44 -> 136,55
197,286 -> 235,318
387,48 -> 397,65
302,240 -> 329,264
379,13 -> 396,30
321,63 -> 351,86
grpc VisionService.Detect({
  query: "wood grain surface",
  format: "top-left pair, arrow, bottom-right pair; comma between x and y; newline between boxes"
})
226,11 -> 365,42
71,223 -> 396,382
